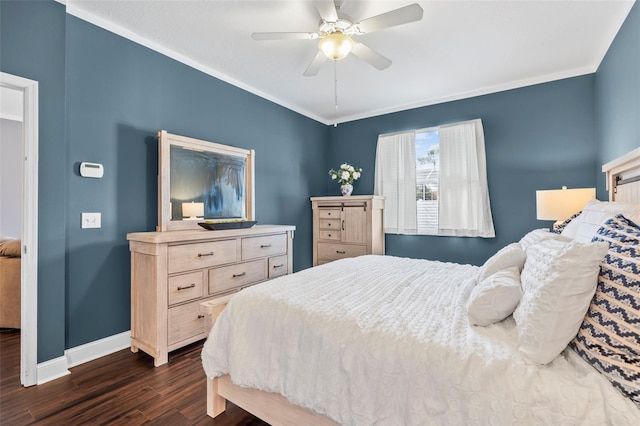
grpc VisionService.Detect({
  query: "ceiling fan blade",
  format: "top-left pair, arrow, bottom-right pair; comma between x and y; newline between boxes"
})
355,3 -> 423,34
251,32 -> 319,41
303,50 -> 328,77
314,0 -> 338,22
351,42 -> 392,70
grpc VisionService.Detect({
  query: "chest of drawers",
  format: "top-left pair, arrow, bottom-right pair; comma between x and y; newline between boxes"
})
127,225 -> 295,366
311,196 -> 384,266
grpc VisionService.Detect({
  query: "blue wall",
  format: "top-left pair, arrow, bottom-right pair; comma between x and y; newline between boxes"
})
64,16 -> 328,348
328,76 -> 598,265
595,1 -> 640,197
1,0 -> 68,363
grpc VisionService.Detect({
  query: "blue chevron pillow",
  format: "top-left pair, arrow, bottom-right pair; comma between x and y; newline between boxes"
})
551,210 -> 581,234
571,214 -> 640,403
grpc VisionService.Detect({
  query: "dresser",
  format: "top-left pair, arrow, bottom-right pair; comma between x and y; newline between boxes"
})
127,225 -> 295,366
311,195 -> 384,266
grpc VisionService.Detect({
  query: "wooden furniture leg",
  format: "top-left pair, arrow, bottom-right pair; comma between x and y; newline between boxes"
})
207,377 -> 227,417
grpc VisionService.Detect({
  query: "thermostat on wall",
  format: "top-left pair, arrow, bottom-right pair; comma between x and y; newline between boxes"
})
80,162 -> 104,178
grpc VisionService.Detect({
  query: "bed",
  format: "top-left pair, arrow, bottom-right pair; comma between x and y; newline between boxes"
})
201,147 -> 640,425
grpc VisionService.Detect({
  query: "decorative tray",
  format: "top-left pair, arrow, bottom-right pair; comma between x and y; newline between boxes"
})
198,220 -> 257,231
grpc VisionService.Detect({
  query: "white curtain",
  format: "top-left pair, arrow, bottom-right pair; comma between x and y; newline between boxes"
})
438,119 -> 495,237
374,131 -> 417,234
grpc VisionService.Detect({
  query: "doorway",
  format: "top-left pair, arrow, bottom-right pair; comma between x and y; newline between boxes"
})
0,72 -> 39,386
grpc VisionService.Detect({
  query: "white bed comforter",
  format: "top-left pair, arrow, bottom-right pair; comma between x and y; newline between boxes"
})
202,255 -> 640,425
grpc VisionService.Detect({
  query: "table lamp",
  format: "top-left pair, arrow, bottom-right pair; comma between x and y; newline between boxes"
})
536,186 -> 595,229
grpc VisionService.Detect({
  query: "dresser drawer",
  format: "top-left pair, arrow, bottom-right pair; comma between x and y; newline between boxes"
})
168,239 -> 237,274
209,259 -> 266,295
319,230 -> 341,241
319,219 -> 341,230
168,299 -> 207,346
318,208 -> 341,219
268,255 -> 288,279
318,242 -> 367,262
168,271 -> 203,306
241,234 -> 286,260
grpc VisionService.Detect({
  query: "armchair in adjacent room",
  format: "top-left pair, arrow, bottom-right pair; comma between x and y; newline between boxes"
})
0,238 -> 21,329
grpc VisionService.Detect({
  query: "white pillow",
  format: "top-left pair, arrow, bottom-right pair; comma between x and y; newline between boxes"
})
561,198 -> 640,242
513,238 -> 609,364
518,228 -> 568,252
477,243 -> 526,283
468,267 -> 522,326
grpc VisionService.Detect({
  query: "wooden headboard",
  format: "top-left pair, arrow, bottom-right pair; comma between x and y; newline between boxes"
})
602,147 -> 640,203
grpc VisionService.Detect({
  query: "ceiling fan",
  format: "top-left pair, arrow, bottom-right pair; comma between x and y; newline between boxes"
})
251,1 -> 424,76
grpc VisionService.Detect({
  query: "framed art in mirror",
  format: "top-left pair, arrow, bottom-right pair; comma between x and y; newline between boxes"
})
157,130 -> 255,231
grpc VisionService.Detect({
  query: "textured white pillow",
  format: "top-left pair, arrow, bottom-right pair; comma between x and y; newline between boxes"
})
518,228 -> 568,252
477,243 -> 526,283
468,266 -> 522,326
513,238 -> 609,364
561,198 -> 640,242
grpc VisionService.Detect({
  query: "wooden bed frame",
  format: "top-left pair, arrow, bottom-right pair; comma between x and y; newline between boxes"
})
603,146 -> 640,203
204,147 -> 640,425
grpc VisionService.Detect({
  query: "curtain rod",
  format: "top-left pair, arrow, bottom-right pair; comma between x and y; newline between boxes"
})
378,118 -> 482,138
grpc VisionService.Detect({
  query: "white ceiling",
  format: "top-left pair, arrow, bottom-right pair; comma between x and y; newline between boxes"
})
64,0 -> 635,125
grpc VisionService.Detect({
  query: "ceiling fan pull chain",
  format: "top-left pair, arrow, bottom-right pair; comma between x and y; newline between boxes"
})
334,60 -> 338,127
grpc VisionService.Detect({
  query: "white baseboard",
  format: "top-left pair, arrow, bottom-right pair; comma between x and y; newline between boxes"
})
36,330 -> 131,384
65,330 -> 131,368
36,356 -> 70,385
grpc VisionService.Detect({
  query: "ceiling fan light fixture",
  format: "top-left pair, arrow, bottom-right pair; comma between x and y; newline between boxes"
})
318,32 -> 354,61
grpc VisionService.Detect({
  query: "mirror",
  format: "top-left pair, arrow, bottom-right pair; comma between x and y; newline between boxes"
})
157,130 -> 255,231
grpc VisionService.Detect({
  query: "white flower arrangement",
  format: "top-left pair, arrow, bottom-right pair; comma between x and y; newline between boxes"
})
329,163 -> 363,185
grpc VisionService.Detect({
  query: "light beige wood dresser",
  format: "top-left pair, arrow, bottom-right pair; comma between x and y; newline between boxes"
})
311,195 -> 384,266
127,225 -> 295,366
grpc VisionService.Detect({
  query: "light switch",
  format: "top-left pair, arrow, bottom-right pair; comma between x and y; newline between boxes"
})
81,212 -> 101,229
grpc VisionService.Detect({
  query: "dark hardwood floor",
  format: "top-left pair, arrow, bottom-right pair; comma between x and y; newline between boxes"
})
0,329 -> 269,425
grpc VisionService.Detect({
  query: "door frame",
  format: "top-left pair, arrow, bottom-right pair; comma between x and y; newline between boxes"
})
1,72 -> 39,386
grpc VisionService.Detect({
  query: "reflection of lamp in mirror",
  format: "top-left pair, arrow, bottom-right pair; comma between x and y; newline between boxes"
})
182,202 -> 204,220
536,186 -> 595,230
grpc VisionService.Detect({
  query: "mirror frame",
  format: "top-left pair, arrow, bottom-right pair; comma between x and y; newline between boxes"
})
157,130 -> 255,231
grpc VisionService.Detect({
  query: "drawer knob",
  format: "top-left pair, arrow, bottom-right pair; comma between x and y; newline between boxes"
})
327,233 -> 332,237
272,264 -> 284,269
232,272 -> 246,278
260,244 -> 272,248
336,250 -> 346,254
197,314 -> 205,319
198,252 -> 214,257
177,283 -> 196,291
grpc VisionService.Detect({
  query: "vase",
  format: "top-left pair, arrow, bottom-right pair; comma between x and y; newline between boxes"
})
340,184 -> 353,196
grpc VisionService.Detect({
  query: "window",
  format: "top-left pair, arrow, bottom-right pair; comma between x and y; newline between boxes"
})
374,119 -> 495,238
416,129 -> 440,235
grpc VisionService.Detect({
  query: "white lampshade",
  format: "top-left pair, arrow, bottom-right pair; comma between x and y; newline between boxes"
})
318,32 -> 354,60
182,202 -> 204,220
536,187 -> 595,221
